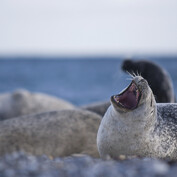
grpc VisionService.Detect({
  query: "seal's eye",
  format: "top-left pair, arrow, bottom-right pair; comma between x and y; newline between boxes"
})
138,79 -> 146,84
139,79 -> 148,86
150,93 -> 153,107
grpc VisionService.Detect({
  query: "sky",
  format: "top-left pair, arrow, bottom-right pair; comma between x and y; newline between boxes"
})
0,0 -> 177,56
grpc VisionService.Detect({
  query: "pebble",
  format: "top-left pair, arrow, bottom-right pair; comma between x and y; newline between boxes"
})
0,151 -> 176,177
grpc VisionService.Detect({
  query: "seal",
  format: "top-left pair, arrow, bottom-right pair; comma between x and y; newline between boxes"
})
0,89 -> 75,120
121,59 -> 176,103
0,109 -> 101,157
97,76 -> 177,160
81,101 -> 111,117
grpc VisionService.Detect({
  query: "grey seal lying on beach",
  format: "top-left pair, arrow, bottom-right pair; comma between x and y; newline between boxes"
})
121,59 -> 175,103
97,76 -> 177,160
0,109 -> 101,157
81,101 -> 110,117
0,89 -> 75,120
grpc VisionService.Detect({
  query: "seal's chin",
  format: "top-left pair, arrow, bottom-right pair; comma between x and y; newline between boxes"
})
111,81 -> 141,110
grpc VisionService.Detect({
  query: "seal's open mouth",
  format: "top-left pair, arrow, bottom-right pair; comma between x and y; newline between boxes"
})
111,81 -> 141,110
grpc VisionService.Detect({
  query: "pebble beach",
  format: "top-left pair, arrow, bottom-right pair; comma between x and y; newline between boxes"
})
0,151 -> 177,177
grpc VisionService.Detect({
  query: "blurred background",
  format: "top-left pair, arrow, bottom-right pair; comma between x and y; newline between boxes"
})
0,0 -> 177,105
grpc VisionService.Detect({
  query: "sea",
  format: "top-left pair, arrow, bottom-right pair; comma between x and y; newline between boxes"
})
0,56 -> 177,106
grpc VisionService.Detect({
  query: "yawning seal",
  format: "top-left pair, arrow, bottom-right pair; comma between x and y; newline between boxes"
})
97,76 -> 177,160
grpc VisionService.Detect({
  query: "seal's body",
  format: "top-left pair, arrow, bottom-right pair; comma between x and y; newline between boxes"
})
97,76 -> 177,160
81,101 -> 110,117
0,109 -> 101,157
0,89 -> 75,120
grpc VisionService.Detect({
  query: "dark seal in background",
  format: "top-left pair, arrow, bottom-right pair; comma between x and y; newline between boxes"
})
122,59 -> 176,103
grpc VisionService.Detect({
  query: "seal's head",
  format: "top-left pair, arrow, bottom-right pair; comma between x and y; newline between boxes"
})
111,76 -> 156,115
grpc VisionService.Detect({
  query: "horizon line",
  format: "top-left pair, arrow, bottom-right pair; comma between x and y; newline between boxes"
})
0,54 -> 177,60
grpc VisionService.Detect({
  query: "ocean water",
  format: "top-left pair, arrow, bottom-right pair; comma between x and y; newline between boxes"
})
0,57 -> 177,106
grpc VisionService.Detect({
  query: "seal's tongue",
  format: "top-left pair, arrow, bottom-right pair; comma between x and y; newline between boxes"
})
113,82 -> 140,110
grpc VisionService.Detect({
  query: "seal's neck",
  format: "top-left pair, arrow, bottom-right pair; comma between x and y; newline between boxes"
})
110,104 -> 157,135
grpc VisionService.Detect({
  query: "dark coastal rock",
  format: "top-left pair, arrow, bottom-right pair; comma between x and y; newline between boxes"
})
121,59 -> 176,103
0,151 -> 176,177
0,89 -> 75,120
0,109 -> 101,157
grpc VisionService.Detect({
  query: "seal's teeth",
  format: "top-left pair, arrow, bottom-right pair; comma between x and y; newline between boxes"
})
119,102 -> 124,107
136,90 -> 138,98
114,96 -> 119,103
